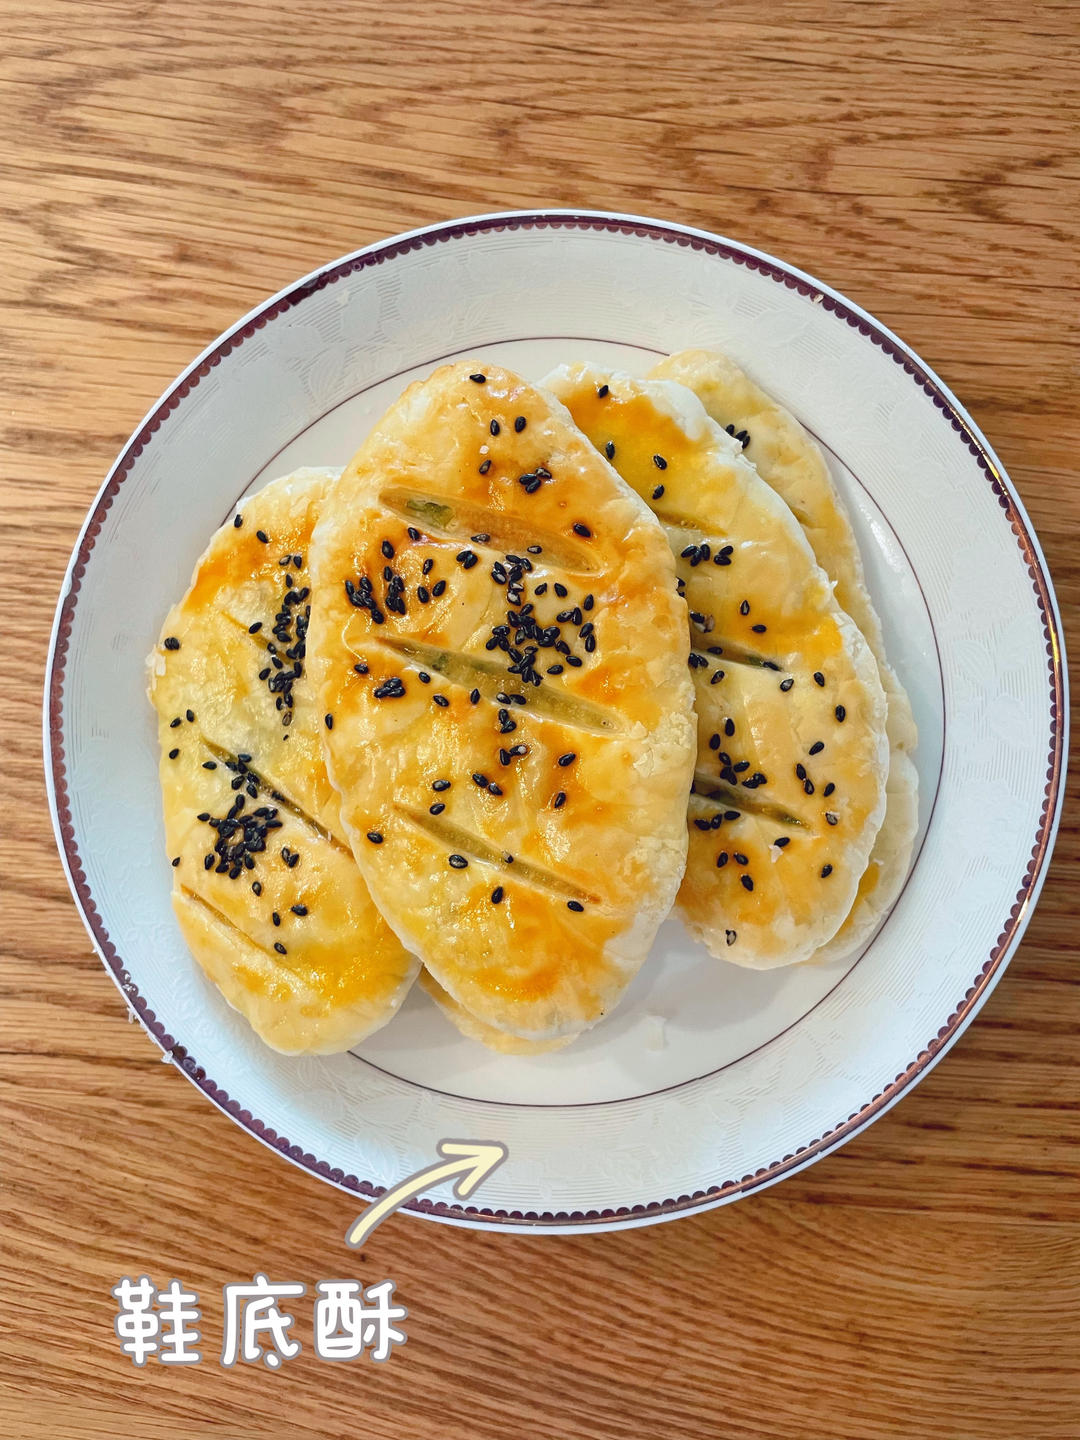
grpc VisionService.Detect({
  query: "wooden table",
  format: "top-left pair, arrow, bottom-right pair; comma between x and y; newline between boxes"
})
3,3 -> 1078,1436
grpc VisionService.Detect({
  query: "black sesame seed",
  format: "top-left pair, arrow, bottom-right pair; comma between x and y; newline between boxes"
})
408,526 -> 421,541
733,851 -> 749,865
740,874 -> 754,892
835,705 -> 846,722
557,752 -> 576,767
809,741 -> 825,755
251,879 -> 262,894
432,580 -> 447,597
472,772 -> 488,787
774,836 -> 790,848
554,583 -> 568,599
274,942 -> 287,955
716,852 -> 729,868
821,864 -> 833,878
824,782 -> 836,797
233,514 -> 243,528
470,372 -> 486,383
168,747 -> 179,759
566,656 -> 583,667
448,854 -> 468,869
422,557 -> 434,576
711,670 -> 724,685
324,713 -> 334,730
814,671 -> 825,687
373,677 -> 406,699
366,831 -> 383,844
490,419 -> 501,436
171,856 -> 181,867
353,662 -> 369,676
163,636 -> 180,650
725,810 -> 740,821
597,383 -> 609,398
429,802 -> 446,815
433,694 -> 449,707
491,886 -> 504,904
469,688 -> 480,704
751,624 -> 767,633
170,716 -> 182,728
725,929 -> 737,946
796,763 -> 807,780
652,484 -> 665,499
604,441 -> 615,460
272,911 -> 281,926
780,678 -> 794,692
202,760 -> 216,770
514,415 -> 526,432
547,664 -> 564,675
804,779 -> 815,795
488,782 -> 503,796
572,523 -> 591,538
552,791 -> 567,810
739,600 -> 750,616
653,454 -> 668,470
433,779 -> 451,792
417,586 -> 430,603
256,530 -> 269,544
724,719 -> 735,737
567,900 -> 584,912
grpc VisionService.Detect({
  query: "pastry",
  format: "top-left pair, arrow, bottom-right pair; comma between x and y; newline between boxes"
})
308,362 -> 696,1043
419,971 -> 573,1054
546,365 -> 888,968
149,467 -> 419,1054
650,349 -> 919,959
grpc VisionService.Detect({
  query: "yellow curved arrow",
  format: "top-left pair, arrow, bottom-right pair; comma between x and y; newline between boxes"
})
345,1139 -> 508,1247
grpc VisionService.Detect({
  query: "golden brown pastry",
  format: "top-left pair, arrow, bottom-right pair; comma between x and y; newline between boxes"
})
418,971 -> 573,1054
649,349 -> 918,960
149,467 -> 418,1054
308,362 -> 696,1044
546,365 -> 888,969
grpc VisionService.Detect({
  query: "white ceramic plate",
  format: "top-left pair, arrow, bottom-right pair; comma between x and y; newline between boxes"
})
46,211 -> 1067,1232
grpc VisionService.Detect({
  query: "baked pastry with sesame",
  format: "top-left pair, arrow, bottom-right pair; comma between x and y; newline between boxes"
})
546,365 -> 889,969
149,467 -> 419,1054
650,349 -> 918,961
308,362 -> 696,1045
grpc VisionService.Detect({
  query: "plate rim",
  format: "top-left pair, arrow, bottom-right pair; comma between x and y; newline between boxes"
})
43,208 -> 1069,1233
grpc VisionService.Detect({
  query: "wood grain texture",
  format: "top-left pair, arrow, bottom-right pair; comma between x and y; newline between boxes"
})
2,2 -> 1078,1436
